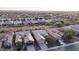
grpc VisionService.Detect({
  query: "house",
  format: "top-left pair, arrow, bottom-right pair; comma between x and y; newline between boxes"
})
0,20 -> 4,26
62,25 -> 79,35
0,16 -> 53,26
21,18 -> 28,25
46,28 -> 63,39
6,18 -> 14,25
15,32 -> 24,45
62,25 -> 79,30
1,32 -> 13,49
14,32 -> 24,50
0,41 -> 2,48
12,18 -> 22,25
32,30 -> 48,50
15,31 -> 35,50
46,28 -> 65,45
0,18 -> 13,26
23,31 -> 35,51
23,31 -> 34,45
32,30 -> 48,44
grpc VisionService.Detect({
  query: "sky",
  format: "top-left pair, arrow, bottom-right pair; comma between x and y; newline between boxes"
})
0,0 -> 79,11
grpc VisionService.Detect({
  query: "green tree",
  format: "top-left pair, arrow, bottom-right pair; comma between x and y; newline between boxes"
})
47,16 -> 51,19
75,21 -> 79,24
45,35 -> 54,44
55,21 -> 63,27
64,21 -> 70,26
64,29 -> 75,40
59,19 -> 70,26
59,19 -> 64,24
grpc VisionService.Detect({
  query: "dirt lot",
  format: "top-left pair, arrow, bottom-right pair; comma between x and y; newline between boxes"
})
0,25 -> 53,32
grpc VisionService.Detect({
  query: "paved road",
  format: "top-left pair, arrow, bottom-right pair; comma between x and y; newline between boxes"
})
27,45 -> 35,51
47,41 -> 79,51
39,43 -> 48,50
